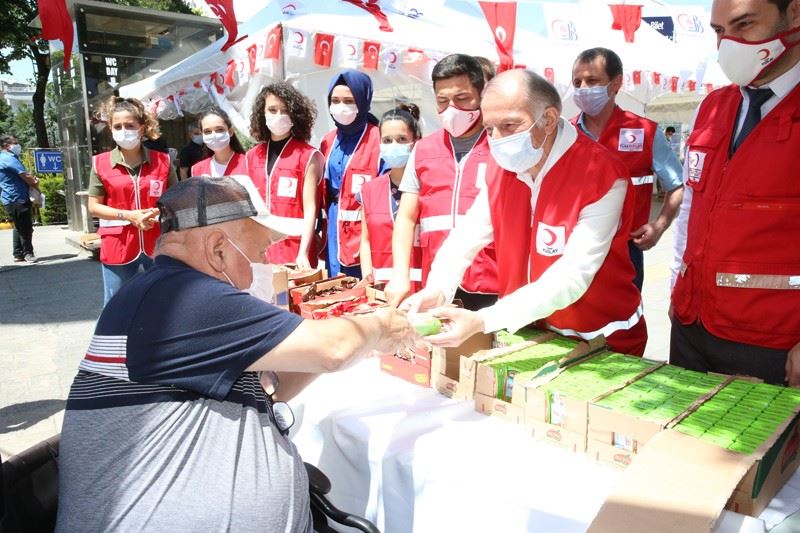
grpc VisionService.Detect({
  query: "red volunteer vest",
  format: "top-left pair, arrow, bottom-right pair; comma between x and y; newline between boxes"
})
190,151 -> 247,177
320,123 -> 381,267
360,174 -> 423,292
415,129 -> 498,294
487,133 -> 643,350
672,83 -> 800,350
93,150 -> 170,265
246,138 -> 321,266
572,107 -> 656,229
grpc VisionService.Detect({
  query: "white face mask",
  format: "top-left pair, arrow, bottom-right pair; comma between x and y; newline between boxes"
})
379,142 -> 413,169
203,131 -> 231,152
265,113 -> 293,137
438,105 -> 481,137
112,128 -> 141,151
9,144 -> 22,157
488,118 -> 548,174
330,103 -> 358,126
573,85 -> 610,117
223,238 -> 275,303
717,26 -> 800,86
191,134 -> 203,145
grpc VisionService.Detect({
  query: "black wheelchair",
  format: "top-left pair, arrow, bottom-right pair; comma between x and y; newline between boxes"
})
1,436 -> 379,533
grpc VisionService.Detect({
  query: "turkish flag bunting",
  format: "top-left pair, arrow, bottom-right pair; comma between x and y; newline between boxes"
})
209,72 -> 225,94
688,80 -> 697,92
363,40 -> 381,70
633,70 -> 642,85
264,25 -> 282,60
609,4 -> 643,43
653,72 -> 661,85
544,67 -> 555,84
314,33 -> 335,67
247,44 -> 258,74
223,60 -> 237,88
479,1 -> 517,72
204,0 -> 247,51
670,76 -> 679,92
705,83 -> 714,93
37,0 -> 74,70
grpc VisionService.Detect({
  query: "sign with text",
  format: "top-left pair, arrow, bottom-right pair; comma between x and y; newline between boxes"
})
34,150 -> 63,174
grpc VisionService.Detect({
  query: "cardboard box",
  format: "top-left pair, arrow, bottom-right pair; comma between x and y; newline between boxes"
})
379,348 -> 432,388
288,275 -> 357,314
527,418 -> 586,453
474,392 -> 524,424
430,333 -> 493,399
274,264 -> 326,288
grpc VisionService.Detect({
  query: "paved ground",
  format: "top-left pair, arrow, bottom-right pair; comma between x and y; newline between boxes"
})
0,207 -> 676,457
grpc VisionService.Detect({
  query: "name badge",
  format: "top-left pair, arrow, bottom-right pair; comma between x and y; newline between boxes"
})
351,174 -> 371,195
536,222 -> 566,256
618,128 -> 645,152
686,151 -> 707,184
277,176 -> 298,198
149,180 -> 164,198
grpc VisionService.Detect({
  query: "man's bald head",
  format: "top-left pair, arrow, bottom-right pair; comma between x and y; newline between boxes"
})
484,69 -> 562,118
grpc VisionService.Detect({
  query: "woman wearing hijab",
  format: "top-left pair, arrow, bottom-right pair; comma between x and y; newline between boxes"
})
320,69 -> 382,278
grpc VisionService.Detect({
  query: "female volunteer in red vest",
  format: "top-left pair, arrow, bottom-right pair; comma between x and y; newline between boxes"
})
246,82 -> 322,268
359,104 -> 423,291
88,96 -> 177,305
191,107 -> 247,177
320,69 -> 382,278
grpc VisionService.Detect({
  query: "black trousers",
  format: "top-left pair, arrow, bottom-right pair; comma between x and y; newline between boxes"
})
669,317 -> 788,385
5,201 -> 34,258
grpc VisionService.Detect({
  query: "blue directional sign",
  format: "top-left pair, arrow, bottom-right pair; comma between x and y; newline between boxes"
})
34,149 -> 63,174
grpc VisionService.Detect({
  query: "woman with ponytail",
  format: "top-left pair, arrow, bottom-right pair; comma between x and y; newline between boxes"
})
191,107 -> 247,177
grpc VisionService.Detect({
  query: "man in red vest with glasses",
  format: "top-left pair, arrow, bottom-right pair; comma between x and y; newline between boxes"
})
671,0 -> 800,386
403,69 -> 647,356
571,47 -> 684,292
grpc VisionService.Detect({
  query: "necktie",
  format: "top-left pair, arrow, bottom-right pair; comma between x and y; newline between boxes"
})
731,87 -> 774,154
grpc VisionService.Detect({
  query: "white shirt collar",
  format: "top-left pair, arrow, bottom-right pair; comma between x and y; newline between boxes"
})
744,57 -> 800,100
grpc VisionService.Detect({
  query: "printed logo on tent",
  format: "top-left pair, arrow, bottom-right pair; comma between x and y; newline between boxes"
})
687,151 -> 706,183
551,19 -> 578,41
618,128 -> 645,152
677,13 -> 704,33
536,222 -> 566,256
406,8 -> 423,19
281,1 -> 305,16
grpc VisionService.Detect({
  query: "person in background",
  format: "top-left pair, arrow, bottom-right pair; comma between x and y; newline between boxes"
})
474,56 -> 497,84
664,126 -> 682,160
671,0 -> 800,386
178,121 -> 205,180
386,54 -> 498,310
0,134 -> 39,263
88,96 -> 177,305
571,47 -> 683,291
247,82 -> 323,269
403,69 -> 647,356
359,104 -> 423,290
320,70 -> 382,278
191,107 -> 247,177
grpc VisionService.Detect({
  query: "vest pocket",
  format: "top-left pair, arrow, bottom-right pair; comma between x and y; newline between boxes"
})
685,128 -> 725,193
710,260 -> 800,338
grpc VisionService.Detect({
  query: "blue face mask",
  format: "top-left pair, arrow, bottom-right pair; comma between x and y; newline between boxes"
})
380,142 -> 413,169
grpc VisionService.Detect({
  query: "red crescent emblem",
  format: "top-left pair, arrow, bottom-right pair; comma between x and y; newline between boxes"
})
690,152 -> 700,166
294,31 -> 304,44
347,44 -> 356,56
388,51 -> 398,64
543,229 -> 557,247
626,132 -> 637,143
758,48 -> 771,60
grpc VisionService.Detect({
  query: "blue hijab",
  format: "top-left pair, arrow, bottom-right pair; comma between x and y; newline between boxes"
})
327,69 -> 379,136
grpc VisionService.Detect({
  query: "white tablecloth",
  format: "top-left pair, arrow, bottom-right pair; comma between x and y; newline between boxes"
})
290,359 -> 798,532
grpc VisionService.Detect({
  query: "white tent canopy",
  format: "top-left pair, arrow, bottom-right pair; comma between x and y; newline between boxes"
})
120,0 -> 726,140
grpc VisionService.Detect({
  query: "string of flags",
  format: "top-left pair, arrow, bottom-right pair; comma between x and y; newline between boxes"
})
143,23 -> 723,121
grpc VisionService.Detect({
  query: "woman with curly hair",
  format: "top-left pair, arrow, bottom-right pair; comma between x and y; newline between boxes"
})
247,82 -> 323,268
88,96 -> 177,304
191,107 -> 247,177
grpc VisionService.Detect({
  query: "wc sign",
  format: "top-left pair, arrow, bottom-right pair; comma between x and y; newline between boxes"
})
33,150 -> 63,174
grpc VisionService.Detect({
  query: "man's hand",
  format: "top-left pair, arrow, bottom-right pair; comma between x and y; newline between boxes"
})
129,208 -> 160,230
384,278 -> 411,307
785,341 -> 800,388
373,306 -> 416,354
631,220 -> 666,251
424,307 -> 485,348
399,287 -> 445,314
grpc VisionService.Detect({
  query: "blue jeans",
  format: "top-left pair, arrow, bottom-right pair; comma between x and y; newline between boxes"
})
102,253 -> 153,305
